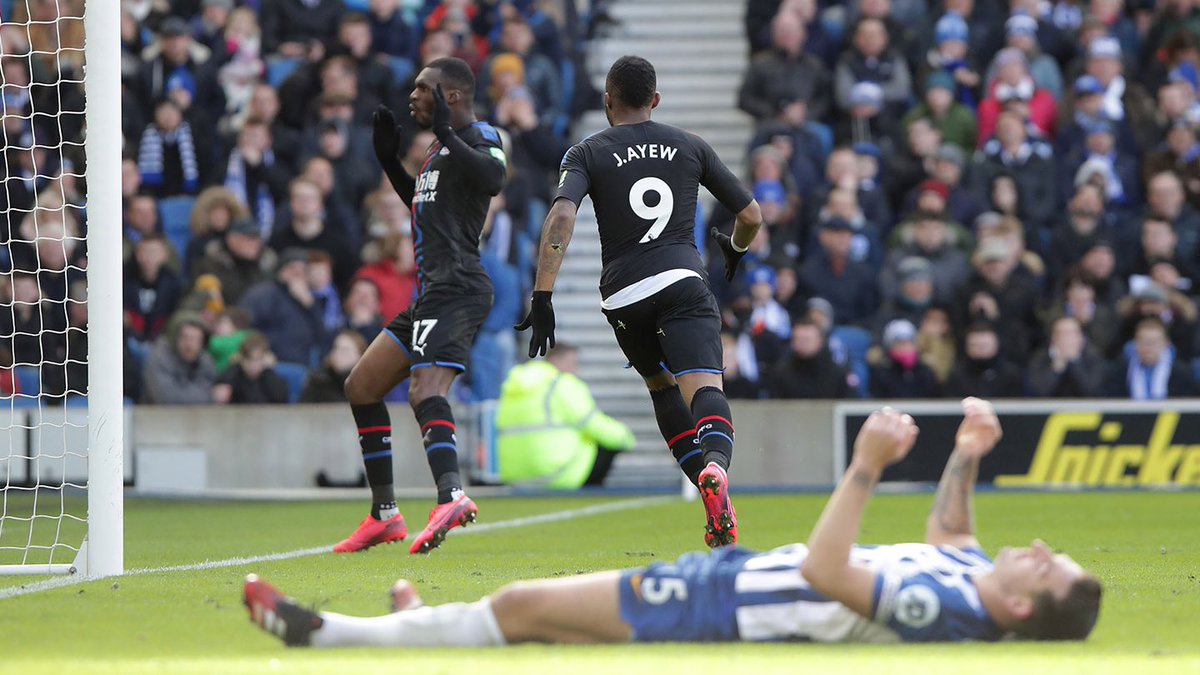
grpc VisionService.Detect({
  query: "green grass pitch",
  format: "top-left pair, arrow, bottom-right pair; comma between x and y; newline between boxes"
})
0,490 -> 1197,674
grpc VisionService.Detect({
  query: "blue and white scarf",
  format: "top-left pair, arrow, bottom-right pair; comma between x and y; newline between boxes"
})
138,121 -> 199,193
223,148 -> 276,238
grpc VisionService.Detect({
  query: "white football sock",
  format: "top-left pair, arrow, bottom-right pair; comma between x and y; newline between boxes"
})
311,599 -> 506,648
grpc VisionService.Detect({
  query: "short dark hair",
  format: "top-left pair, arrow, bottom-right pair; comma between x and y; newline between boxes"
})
606,55 -> 657,108
1015,576 -> 1102,640
965,320 -> 998,337
427,56 -> 476,99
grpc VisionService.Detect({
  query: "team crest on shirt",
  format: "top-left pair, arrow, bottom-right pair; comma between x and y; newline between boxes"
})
439,146 -> 450,156
894,585 -> 940,628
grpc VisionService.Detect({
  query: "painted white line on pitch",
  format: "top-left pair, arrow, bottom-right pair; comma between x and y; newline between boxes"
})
0,496 -> 673,601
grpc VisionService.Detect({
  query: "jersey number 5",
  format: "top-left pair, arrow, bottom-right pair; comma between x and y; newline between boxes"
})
641,577 -> 687,604
630,177 -> 675,244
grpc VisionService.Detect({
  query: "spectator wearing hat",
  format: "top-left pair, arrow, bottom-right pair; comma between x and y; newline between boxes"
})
835,82 -> 899,156
905,144 -> 987,227
985,13 -> 1064,101
763,318 -> 854,399
798,216 -> 879,326
944,322 -> 1026,398
868,318 -> 941,399
136,15 -> 225,126
738,10 -> 832,124
240,247 -> 327,367
916,12 -> 981,110
1145,171 -> 1200,263
478,16 -> 563,127
882,210 -> 971,305
1077,237 -> 1128,315
977,47 -> 1058,144
1059,116 -> 1141,212
1086,0 -> 1140,64
186,186 -> 252,273
953,238 -> 1042,365
1075,36 -> 1157,149
1056,75 -> 1138,157
972,111 -> 1056,232
1046,184 -> 1118,289
190,215 -> 276,307
834,17 -> 913,120
903,72 -> 980,154
1117,279 -> 1199,361
873,257 -> 937,333
260,0 -> 344,60
817,184 -> 885,267
1143,119 -> 1200,210
142,310 -> 219,405
1105,315 -> 1198,399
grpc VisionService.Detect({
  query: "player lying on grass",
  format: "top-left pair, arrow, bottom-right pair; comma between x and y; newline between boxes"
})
244,398 -> 1102,646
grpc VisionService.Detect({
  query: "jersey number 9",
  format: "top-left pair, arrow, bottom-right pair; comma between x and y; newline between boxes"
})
630,176 -> 675,244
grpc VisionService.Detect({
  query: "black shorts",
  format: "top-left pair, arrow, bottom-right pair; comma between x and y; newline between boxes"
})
601,276 -> 723,379
384,288 -> 493,372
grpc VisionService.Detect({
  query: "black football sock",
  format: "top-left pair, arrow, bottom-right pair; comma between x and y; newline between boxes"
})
413,396 -> 462,504
691,386 -> 734,472
650,385 -> 704,486
351,402 -> 397,519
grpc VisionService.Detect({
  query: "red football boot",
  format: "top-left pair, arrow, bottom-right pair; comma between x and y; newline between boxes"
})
333,513 -> 408,553
408,495 -> 477,554
243,574 -> 323,647
698,463 -> 738,548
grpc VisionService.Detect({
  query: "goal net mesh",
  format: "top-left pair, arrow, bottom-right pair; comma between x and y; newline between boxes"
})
0,0 -> 90,572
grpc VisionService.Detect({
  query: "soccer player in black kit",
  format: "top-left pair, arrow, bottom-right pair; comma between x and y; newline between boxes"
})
333,57 -> 506,554
517,56 -> 764,547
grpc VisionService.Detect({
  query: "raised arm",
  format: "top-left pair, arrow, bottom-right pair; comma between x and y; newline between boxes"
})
373,106 -> 416,204
800,408 -> 919,618
925,397 -> 1002,550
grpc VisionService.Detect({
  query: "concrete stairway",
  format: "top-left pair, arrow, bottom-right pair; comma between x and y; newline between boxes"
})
554,0 -> 753,487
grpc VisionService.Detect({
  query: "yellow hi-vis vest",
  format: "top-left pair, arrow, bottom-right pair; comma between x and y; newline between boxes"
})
496,361 -> 635,489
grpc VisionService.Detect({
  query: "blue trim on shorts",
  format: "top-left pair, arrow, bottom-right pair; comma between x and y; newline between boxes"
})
673,368 -> 724,376
424,442 -> 458,454
699,431 -> 734,446
383,328 -> 410,355
410,361 -> 466,371
676,448 -> 702,466
362,450 -> 392,460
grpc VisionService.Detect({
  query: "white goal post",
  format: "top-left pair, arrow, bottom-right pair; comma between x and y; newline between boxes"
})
0,0 -> 122,577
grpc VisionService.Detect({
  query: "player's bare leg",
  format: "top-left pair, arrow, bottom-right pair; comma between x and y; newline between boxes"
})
677,372 -> 738,548
407,365 -> 477,554
489,572 -> 631,643
334,333 -> 413,553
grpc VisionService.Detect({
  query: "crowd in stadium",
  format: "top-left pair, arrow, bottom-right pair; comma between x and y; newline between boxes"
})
2,0 -> 1200,405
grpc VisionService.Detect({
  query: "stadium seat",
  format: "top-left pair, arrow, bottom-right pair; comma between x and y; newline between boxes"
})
13,365 -> 39,396
388,56 -> 415,85
273,362 -> 310,404
158,195 -> 196,268
830,326 -> 871,398
266,58 -> 303,89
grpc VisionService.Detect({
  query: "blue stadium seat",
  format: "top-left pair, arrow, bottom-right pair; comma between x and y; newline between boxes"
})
159,195 -> 196,266
266,58 -> 303,89
273,362 -> 310,404
388,56 -> 415,85
831,326 -> 871,398
13,365 -> 39,396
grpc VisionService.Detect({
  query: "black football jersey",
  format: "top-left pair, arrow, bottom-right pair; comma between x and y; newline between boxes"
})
555,120 -> 751,297
411,122 -> 507,293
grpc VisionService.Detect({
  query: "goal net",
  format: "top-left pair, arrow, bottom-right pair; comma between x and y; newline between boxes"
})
0,0 -> 122,576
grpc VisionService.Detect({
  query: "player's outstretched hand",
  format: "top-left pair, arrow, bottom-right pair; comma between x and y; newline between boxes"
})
515,291 -> 556,358
432,84 -> 453,137
852,407 -> 919,472
954,397 -> 1002,459
372,105 -> 402,168
710,227 -> 746,282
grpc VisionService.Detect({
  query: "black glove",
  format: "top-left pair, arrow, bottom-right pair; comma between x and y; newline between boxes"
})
514,291 -> 556,358
432,84 -> 453,139
710,227 -> 746,282
372,105 -> 402,170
